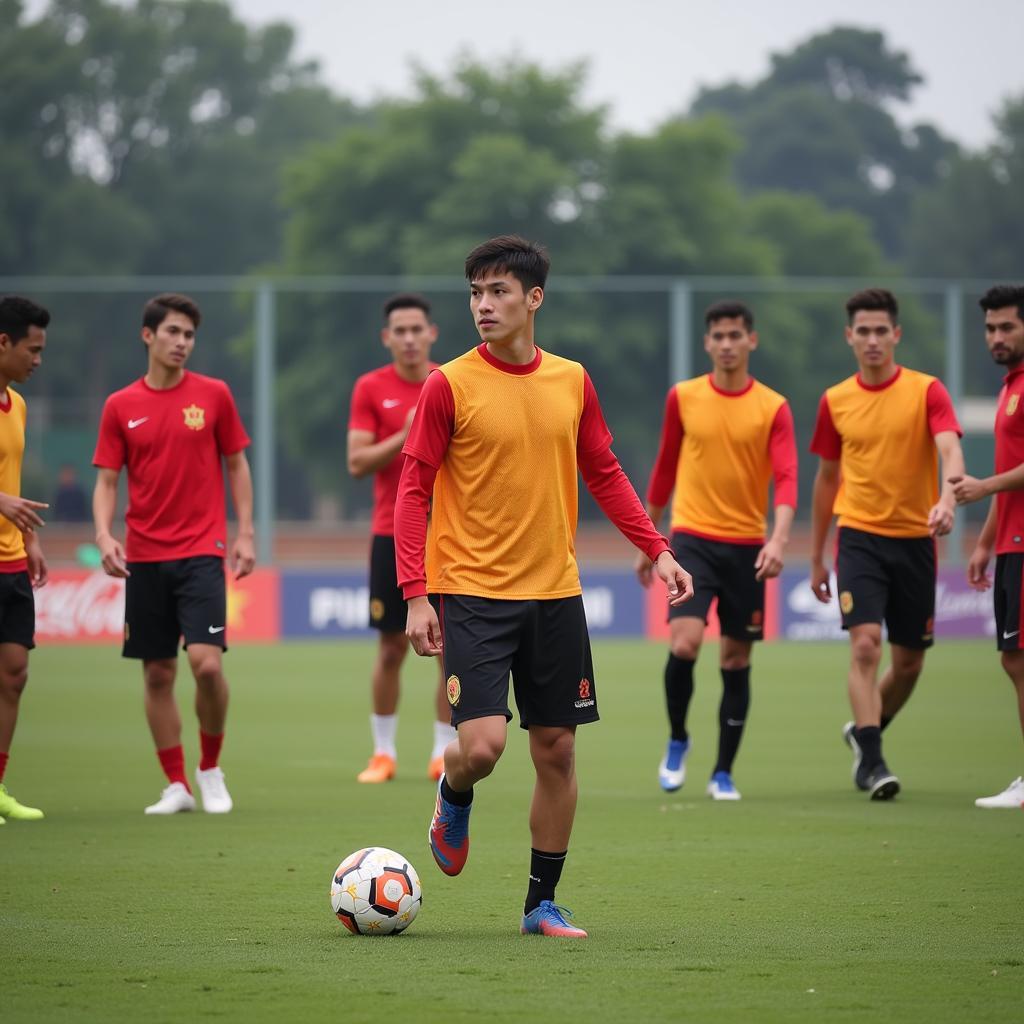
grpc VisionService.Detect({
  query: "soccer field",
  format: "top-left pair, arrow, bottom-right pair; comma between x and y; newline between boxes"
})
4,640 -> 1021,1023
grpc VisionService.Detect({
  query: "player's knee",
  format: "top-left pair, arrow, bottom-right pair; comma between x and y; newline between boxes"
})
535,732 -> 575,778
461,736 -> 504,778
669,636 -> 700,660
378,634 -> 408,672
850,633 -> 881,666
144,660 -> 176,693
192,655 -> 223,688
1000,650 -> 1024,680
0,662 -> 28,700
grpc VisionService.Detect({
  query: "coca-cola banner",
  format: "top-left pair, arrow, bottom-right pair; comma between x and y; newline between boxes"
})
35,569 -> 280,645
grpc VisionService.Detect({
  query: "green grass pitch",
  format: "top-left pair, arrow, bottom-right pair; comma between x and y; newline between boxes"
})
4,640 -> 1022,1023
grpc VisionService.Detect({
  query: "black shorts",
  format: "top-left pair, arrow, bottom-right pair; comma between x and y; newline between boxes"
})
994,554 -> 1024,652
836,528 -> 936,649
430,593 -> 598,730
368,534 -> 406,633
124,556 -> 227,660
0,571 -> 35,649
668,532 -> 764,641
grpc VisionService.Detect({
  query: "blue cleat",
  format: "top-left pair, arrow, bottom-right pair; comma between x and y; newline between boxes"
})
521,901 -> 588,938
707,770 -> 741,801
658,738 -> 689,792
428,774 -> 471,876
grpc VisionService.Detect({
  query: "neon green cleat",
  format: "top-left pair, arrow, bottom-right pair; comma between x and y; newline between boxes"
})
0,783 -> 44,820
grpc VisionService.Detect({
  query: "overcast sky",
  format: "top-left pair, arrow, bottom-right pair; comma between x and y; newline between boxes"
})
215,0 -> 1023,148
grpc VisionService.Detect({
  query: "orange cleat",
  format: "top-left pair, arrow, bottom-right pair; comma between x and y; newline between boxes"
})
357,753 -> 396,783
427,756 -> 444,782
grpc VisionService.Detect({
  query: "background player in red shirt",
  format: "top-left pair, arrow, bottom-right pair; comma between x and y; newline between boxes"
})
951,284 -> 1024,808
93,294 -> 254,816
347,293 -> 453,784
0,296 -> 50,824
637,301 -> 797,801
395,235 -> 693,938
810,288 -> 963,800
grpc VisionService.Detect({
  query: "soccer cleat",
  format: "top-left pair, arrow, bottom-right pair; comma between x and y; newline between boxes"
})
144,781 -> 196,815
707,770 -> 741,801
195,766 -> 233,813
521,901 -> 588,938
658,738 -> 689,792
0,784 -> 43,821
427,755 -> 444,782
428,774 -> 471,876
975,776 -> 1024,809
843,721 -> 869,791
865,763 -> 900,801
357,753 -> 396,784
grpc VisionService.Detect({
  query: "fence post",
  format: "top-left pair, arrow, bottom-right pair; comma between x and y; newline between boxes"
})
669,279 -> 693,385
945,284 -> 964,564
254,281 -> 276,565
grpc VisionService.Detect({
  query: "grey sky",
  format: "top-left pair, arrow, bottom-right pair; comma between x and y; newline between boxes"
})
219,0 -> 1023,148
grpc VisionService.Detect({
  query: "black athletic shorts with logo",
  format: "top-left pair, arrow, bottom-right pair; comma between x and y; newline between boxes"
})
669,532 -> 764,641
368,534 -> 406,633
994,554 -> 1024,652
429,593 -> 598,730
123,556 -> 227,660
836,527 -> 936,650
0,571 -> 35,649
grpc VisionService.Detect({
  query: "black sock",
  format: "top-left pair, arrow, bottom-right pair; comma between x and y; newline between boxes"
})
856,726 -> 883,771
665,655 -> 695,742
714,666 -> 751,774
525,849 -> 567,914
880,714 -> 893,732
440,775 -> 473,807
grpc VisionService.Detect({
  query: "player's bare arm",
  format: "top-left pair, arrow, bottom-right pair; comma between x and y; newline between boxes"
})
92,467 -> 129,578
927,431 -> 964,536
346,410 -> 416,479
966,498 -> 998,592
634,502 -> 666,586
809,458 -> 840,603
655,549 -> 694,606
24,530 -> 47,589
0,491 -> 47,532
226,450 -> 255,579
755,504 -> 794,581
406,595 -> 442,657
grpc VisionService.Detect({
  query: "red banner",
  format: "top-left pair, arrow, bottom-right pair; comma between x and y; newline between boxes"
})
34,569 -> 280,645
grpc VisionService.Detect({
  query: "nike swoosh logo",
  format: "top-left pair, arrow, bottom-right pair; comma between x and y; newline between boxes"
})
1004,630 -> 1019,639
208,625 -> 225,634
127,417 -> 149,429
382,399 -> 401,408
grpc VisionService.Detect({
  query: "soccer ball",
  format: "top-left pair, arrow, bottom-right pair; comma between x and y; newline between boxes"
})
330,847 -> 422,935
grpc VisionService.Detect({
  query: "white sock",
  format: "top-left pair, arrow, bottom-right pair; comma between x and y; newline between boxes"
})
371,714 -> 397,759
431,720 -> 457,760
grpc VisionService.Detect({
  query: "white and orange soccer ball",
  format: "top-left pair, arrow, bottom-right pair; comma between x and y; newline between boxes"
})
330,847 -> 422,936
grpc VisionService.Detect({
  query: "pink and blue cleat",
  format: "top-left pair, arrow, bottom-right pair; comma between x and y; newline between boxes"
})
428,774 -> 471,876
521,901 -> 588,938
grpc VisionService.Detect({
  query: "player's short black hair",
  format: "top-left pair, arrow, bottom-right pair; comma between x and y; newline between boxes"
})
0,295 -> 50,344
705,301 -> 754,330
846,288 -> 899,325
142,293 -> 201,332
465,235 -> 550,292
979,284 -> 1024,324
383,293 -> 431,322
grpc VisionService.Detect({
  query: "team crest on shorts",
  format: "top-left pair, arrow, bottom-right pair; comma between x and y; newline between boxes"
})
182,404 -> 206,430
446,675 -> 461,706
574,678 -> 595,710
369,599 -> 385,622
840,591 -> 854,615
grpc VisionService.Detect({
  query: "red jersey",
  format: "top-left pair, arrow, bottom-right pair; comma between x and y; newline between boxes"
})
994,367 -> 1024,555
348,363 -> 437,536
394,344 -> 670,599
93,371 -> 250,561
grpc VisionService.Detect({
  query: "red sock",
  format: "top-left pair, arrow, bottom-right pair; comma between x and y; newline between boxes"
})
157,745 -> 191,791
199,731 -> 224,772
0,751 -> 8,784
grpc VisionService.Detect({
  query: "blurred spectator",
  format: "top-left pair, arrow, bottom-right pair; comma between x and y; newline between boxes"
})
52,464 -> 89,522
